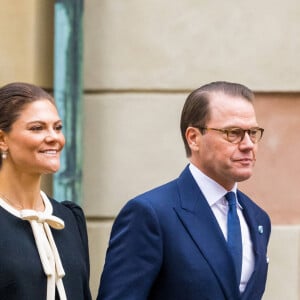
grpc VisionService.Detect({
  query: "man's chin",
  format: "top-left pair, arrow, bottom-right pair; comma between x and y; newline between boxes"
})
234,170 -> 253,182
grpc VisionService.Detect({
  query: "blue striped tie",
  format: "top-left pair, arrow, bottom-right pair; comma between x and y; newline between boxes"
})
225,191 -> 243,283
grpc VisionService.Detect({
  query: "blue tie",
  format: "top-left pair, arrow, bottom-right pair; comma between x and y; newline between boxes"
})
225,191 -> 243,284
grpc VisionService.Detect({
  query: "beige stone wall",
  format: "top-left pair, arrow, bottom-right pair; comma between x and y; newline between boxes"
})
264,226 -> 300,300
83,93 -> 187,217
0,0 -> 54,87
2,1 -> 300,299
83,1 -> 300,298
84,0 -> 300,91
239,94 -> 300,224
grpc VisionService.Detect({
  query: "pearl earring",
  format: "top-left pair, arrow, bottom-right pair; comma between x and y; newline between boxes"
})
1,151 -> 7,160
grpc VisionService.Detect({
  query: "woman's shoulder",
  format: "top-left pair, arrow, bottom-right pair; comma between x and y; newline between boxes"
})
47,197 -> 84,225
57,199 -> 85,216
49,198 -> 89,243
49,197 -> 85,220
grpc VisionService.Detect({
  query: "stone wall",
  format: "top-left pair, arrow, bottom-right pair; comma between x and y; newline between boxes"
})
1,1 -> 300,299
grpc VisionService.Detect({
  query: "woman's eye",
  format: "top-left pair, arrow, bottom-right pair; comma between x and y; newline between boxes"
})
30,126 -> 43,131
55,124 -> 63,131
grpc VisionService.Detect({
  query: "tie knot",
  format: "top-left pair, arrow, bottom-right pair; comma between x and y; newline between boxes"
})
225,192 -> 236,206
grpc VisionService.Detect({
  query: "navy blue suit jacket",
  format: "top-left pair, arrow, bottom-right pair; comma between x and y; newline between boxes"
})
98,166 -> 271,300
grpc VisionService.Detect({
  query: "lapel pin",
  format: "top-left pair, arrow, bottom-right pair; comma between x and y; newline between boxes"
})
258,225 -> 264,234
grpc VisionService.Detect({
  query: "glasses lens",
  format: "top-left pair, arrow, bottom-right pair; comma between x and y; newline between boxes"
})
227,128 -> 243,143
227,128 -> 263,143
249,129 -> 258,142
247,128 -> 265,143
253,128 -> 263,142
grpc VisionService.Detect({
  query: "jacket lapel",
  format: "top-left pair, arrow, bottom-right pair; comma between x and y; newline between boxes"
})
173,167 -> 240,299
237,192 -> 266,300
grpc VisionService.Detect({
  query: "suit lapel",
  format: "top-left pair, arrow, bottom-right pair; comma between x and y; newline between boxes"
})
238,192 -> 261,257
174,167 -> 240,299
237,192 -> 265,300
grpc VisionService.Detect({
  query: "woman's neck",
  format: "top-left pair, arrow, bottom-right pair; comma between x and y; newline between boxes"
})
0,171 -> 44,211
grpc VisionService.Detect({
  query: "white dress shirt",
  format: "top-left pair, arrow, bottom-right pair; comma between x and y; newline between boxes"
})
189,163 -> 255,293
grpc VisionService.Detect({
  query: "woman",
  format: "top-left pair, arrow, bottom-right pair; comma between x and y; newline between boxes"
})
0,82 -> 91,300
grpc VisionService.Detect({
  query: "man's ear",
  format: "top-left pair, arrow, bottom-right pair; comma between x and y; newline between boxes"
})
185,127 -> 200,152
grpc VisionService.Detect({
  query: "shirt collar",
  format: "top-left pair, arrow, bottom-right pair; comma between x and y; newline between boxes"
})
189,163 -> 239,207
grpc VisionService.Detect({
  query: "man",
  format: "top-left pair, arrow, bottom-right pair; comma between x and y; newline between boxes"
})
97,81 -> 271,300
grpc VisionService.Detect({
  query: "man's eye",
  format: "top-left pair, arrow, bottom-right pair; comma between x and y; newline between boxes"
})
249,130 -> 258,136
228,129 -> 241,136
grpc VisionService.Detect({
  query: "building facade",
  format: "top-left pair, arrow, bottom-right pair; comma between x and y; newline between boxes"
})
1,1 -> 300,299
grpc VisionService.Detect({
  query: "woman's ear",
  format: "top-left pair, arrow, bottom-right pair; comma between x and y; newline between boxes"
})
0,130 -> 8,151
185,127 -> 200,152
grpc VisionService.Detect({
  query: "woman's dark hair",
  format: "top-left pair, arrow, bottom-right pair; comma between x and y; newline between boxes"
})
0,82 -> 55,167
180,81 -> 254,157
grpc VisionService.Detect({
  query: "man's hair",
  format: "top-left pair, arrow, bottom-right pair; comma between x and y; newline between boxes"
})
180,81 -> 254,157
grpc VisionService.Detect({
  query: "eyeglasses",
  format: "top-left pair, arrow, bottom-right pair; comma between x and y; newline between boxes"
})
198,127 -> 264,144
